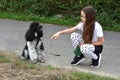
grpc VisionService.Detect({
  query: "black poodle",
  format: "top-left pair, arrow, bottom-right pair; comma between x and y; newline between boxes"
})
21,22 -> 45,63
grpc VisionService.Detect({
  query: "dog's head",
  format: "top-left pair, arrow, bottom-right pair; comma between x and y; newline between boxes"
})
25,22 -> 43,41
30,22 -> 43,32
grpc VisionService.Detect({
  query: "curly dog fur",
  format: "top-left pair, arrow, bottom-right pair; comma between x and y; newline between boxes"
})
21,22 -> 45,63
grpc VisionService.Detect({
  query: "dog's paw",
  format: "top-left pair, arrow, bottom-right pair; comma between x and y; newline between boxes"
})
31,59 -> 38,64
39,59 -> 45,63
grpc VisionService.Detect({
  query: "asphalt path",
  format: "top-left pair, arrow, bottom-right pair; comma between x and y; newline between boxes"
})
0,19 -> 120,79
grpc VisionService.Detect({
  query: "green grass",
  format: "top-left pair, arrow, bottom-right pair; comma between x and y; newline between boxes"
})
0,11 -> 78,26
0,11 -> 120,32
71,72 -> 117,80
0,54 -> 10,63
0,50 -> 119,80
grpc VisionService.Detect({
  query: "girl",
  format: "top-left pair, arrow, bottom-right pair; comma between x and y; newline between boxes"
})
51,6 -> 104,67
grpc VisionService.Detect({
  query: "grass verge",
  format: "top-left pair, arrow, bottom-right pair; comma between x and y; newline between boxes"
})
0,11 -> 120,32
0,50 -> 118,80
0,11 -> 78,26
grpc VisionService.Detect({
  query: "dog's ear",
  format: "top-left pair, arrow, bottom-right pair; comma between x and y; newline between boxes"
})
37,25 -> 43,30
25,29 -> 35,41
38,25 -> 43,30
39,25 -> 43,28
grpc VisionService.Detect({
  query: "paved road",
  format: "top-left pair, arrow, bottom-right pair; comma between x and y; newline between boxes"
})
0,19 -> 120,79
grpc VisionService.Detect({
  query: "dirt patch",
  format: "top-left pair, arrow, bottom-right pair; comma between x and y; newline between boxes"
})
0,50 -> 71,80
0,63 -> 72,80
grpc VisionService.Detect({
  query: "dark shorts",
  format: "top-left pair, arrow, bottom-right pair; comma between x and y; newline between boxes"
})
94,45 -> 103,55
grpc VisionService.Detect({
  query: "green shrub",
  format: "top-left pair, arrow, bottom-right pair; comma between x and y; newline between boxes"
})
0,0 -> 120,29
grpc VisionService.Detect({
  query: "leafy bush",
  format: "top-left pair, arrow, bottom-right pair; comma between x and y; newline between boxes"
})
0,0 -> 120,29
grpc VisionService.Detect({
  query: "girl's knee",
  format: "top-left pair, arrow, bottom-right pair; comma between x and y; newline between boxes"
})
70,32 -> 82,41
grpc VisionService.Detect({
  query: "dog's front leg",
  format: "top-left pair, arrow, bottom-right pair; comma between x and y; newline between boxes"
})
27,41 -> 38,64
36,40 -> 45,63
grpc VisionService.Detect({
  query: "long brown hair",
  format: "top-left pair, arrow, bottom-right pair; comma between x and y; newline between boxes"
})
82,6 -> 96,43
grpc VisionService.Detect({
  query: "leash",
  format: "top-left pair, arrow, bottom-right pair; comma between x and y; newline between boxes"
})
48,53 -> 60,56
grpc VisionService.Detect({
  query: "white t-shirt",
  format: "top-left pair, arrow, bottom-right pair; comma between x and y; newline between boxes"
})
75,22 -> 103,42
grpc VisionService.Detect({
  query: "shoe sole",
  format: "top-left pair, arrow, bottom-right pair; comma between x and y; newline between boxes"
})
91,54 -> 101,68
73,58 -> 85,65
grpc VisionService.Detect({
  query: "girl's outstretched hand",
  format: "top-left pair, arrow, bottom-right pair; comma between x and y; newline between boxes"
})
50,32 -> 61,40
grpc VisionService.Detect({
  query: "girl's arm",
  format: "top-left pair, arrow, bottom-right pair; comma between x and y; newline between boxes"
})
92,37 -> 104,45
51,27 -> 77,40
